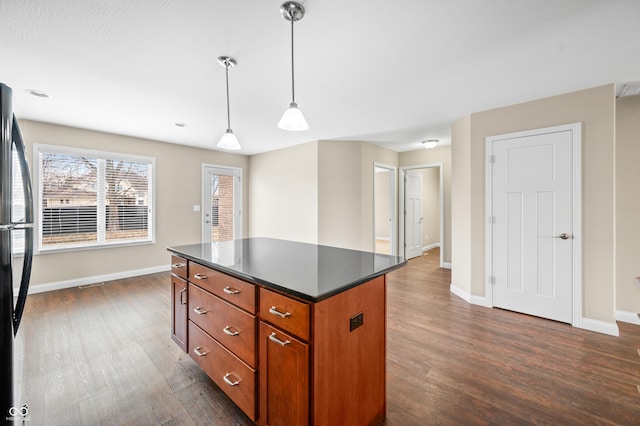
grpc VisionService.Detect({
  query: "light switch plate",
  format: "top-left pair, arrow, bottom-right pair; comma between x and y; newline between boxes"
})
193,205 -> 201,212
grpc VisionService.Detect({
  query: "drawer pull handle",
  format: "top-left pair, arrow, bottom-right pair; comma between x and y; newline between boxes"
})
223,286 -> 240,295
193,346 -> 208,356
269,306 -> 291,319
180,288 -> 187,305
193,273 -> 207,280
172,263 -> 185,269
268,332 -> 291,346
223,373 -> 241,387
223,326 -> 240,336
193,306 -> 207,315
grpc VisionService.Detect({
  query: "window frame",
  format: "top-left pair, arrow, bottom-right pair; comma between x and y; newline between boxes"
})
33,143 -> 156,254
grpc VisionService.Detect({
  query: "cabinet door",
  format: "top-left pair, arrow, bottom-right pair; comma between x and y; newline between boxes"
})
259,322 -> 309,426
171,275 -> 188,352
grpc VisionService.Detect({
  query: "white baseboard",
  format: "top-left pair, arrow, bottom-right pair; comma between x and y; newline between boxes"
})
442,262 -> 452,269
615,310 -> 640,325
422,242 -> 440,252
580,318 -> 620,337
449,284 -> 488,307
17,265 -> 170,295
450,283 -> 470,303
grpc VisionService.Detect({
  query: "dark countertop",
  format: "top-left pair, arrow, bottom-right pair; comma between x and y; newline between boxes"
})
167,237 -> 406,302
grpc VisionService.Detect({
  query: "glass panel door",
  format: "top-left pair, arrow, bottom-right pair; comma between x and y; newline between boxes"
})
202,165 -> 241,243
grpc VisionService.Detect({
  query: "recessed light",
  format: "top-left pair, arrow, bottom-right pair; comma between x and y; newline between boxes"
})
174,122 -> 186,127
25,89 -> 50,98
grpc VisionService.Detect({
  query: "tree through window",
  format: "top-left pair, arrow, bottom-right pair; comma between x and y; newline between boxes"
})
36,145 -> 154,251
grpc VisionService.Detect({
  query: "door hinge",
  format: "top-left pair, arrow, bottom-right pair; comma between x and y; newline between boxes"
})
489,276 -> 496,285
488,216 -> 495,224
488,155 -> 496,164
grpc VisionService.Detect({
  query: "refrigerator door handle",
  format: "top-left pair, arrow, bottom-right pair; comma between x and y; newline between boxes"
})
11,115 -> 33,334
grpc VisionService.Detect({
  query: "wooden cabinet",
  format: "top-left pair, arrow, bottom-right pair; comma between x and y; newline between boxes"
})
170,256 -> 188,352
189,321 -> 256,419
182,262 -> 258,421
258,322 -> 309,426
170,254 -> 387,425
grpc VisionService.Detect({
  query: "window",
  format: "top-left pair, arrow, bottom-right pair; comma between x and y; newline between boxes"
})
35,144 -> 155,252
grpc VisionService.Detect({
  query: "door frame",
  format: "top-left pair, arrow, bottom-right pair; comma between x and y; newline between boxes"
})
373,163 -> 397,256
485,123 -> 582,327
201,163 -> 242,243
399,163 -> 444,267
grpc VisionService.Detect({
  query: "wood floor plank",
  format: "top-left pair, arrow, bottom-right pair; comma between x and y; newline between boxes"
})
13,248 -> 640,425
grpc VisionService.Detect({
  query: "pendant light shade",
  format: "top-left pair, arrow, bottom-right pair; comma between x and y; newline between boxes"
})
279,2 -> 309,131
217,56 -> 241,150
278,102 -> 309,131
218,129 -> 240,150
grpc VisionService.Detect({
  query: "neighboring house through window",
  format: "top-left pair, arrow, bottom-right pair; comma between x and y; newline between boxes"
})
34,144 -> 155,252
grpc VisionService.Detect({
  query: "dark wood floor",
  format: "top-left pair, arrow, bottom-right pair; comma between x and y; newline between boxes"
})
14,248 -> 640,425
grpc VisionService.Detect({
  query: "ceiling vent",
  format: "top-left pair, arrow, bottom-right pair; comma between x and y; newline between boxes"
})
616,82 -> 640,98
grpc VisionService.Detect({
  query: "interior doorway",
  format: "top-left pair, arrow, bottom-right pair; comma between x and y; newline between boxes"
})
399,163 -> 443,266
486,123 -> 582,325
373,164 -> 396,255
201,164 -> 242,243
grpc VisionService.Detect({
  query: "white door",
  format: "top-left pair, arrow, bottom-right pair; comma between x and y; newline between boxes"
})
202,165 -> 242,243
405,171 -> 422,259
489,127 -> 575,323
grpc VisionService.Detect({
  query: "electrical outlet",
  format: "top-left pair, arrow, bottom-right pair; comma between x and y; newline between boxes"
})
350,312 -> 364,332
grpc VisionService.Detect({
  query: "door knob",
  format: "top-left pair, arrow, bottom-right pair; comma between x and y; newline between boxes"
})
554,233 -> 571,240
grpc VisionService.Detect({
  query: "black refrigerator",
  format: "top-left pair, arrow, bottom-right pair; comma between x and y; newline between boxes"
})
0,83 -> 34,422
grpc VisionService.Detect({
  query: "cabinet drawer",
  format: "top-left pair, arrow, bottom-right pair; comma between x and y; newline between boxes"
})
189,284 -> 256,368
189,322 -> 256,421
189,263 -> 256,314
171,255 -> 188,279
259,288 -> 310,341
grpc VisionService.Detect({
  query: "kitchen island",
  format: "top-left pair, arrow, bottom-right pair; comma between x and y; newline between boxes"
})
167,238 -> 406,426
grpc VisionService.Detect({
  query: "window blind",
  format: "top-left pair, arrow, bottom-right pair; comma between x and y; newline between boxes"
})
36,145 -> 154,251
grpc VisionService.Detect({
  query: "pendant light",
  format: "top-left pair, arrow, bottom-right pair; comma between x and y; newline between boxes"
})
217,56 -> 241,150
278,1 -> 309,131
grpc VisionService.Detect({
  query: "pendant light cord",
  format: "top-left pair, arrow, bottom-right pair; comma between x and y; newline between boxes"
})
290,19 -> 295,104
225,64 -> 231,130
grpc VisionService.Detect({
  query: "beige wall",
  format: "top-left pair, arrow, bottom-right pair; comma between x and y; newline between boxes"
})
374,170 -> 391,239
452,84 -> 616,324
358,142 -> 399,252
248,141 -> 318,244
451,116 -> 472,293
615,94 -> 640,315
19,120 -> 249,288
318,141 -> 362,249
398,145 -> 452,264
418,167 -> 440,249
250,140 -> 398,253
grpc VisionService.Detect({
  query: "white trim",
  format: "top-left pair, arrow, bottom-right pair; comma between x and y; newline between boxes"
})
450,284 -> 471,303
201,163 -> 243,243
33,143 -> 157,254
373,163 -> 397,256
450,284 -> 489,306
422,242 -> 440,252
615,310 -> 640,325
399,163 -> 444,267
15,264 -> 169,295
485,123 -> 583,326
442,262 -> 452,269
580,318 -> 620,336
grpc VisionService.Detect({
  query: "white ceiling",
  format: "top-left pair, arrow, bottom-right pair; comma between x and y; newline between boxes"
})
2,0 -> 639,155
